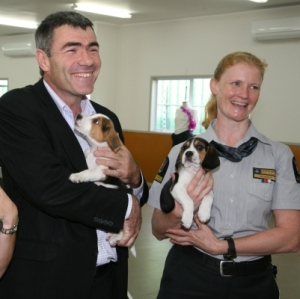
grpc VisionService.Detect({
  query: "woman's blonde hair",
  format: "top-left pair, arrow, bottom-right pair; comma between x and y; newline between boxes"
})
201,51 -> 268,129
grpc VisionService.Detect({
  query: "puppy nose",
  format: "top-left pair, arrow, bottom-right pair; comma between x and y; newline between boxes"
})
76,114 -> 83,120
185,151 -> 193,157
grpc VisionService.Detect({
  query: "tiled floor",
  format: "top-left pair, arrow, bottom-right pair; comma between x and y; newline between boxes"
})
128,204 -> 300,299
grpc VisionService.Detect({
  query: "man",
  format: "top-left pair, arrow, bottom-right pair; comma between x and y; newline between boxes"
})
0,11 -> 148,299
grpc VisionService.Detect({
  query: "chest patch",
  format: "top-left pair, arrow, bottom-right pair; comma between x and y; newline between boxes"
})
155,157 -> 169,183
253,167 -> 276,183
292,157 -> 300,184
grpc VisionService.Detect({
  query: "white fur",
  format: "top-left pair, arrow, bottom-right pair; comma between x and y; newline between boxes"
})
69,114 -> 123,246
171,141 -> 213,228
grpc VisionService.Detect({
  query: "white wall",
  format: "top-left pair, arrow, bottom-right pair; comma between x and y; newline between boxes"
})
0,6 -> 299,143
115,5 -> 300,143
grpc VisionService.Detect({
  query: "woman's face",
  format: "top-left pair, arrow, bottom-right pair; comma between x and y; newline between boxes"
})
210,62 -> 262,123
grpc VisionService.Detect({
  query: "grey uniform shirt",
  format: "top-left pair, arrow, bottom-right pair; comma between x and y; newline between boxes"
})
148,119 -> 300,262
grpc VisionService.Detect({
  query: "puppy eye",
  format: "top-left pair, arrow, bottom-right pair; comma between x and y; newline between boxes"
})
93,119 -> 99,125
102,124 -> 110,132
196,145 -> 204,151
182,145 -> 188,150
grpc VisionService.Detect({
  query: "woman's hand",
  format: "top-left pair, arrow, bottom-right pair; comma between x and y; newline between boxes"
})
165,215 -> 225,255
186,168 -> 214,212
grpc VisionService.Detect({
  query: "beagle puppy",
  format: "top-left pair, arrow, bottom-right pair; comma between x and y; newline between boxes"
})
69,113 -> 129,246
161,137 -> 220,229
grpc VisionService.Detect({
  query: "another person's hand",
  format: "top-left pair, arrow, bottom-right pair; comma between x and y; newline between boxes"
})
0,187 -> 18,229
117,195 -> 142,247
0,187 -> 18,278
94,145 -> 141,188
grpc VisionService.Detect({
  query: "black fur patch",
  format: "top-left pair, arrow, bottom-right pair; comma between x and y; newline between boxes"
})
293,157 -> 300,184
160,178 -> 175,213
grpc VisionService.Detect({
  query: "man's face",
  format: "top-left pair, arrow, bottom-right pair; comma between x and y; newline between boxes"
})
41,25 -> 101,103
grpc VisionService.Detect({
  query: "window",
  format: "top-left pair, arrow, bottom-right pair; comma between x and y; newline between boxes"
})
0,79 -> 8,97
150,77 -> 211,134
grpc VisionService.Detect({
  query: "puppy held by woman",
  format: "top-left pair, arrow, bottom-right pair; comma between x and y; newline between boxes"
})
148,51 -> 300,299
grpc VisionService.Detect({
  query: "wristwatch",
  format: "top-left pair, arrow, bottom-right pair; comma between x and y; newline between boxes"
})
0,218 -> 19,235
223,237 -> 237,260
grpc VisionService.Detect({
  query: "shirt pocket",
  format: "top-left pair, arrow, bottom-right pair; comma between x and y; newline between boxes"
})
247,180 -> 274,229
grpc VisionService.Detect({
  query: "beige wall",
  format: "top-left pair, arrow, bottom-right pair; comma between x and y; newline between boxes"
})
0,5 -> 300,143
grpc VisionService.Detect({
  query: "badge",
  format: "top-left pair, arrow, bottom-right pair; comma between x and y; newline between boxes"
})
253,167 -> 276,183
292,157 -> 300,184
154,157 -> 169,183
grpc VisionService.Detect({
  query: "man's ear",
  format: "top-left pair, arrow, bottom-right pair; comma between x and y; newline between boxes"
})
36,49 -> 50,73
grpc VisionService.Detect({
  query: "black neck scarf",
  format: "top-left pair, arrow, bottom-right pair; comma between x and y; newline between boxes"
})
210,137 -> 258,162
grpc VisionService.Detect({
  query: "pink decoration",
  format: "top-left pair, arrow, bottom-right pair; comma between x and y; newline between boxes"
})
180,106 -> 197,130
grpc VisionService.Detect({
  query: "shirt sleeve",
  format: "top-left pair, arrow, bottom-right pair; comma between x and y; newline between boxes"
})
125,172 -> 145,219
148,145 -> 180,209
272,144 -> 300,210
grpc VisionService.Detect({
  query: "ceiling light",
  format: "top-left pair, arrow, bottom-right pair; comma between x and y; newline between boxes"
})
0,17 -> 38,29
74,3 -> 132,19
249,0 -> 268,3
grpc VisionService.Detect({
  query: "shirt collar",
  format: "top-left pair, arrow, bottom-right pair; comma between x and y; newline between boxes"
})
43,80 -> 96,117
204,119 -> 271,147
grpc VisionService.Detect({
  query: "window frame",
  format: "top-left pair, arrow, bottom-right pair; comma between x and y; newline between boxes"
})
0,79 -> 9,97
150,75 -> 212,134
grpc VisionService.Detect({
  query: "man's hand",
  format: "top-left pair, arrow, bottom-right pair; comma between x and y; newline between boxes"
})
117,195 -> 142,247
94,145 -> 141,188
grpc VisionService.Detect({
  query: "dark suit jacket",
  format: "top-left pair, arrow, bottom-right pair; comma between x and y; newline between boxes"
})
0,79 -> 148,299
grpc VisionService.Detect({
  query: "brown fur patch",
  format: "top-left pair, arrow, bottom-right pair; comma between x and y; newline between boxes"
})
90,117 -> 121,153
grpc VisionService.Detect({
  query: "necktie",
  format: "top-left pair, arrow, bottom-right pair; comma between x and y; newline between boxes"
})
210,137 -> 258,162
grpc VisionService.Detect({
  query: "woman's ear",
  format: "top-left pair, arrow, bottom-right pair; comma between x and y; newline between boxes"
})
210,78 -> 218,95
36,49 -> 50,73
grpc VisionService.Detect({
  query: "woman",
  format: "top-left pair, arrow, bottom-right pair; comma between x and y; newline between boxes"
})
0,187 -> 18,278
148,51 -> 300,299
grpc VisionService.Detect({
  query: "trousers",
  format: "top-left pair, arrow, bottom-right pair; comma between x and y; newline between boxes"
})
157,244 -> 279,299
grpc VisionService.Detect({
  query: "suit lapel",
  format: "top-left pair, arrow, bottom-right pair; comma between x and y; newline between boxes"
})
32,80 -> 87,171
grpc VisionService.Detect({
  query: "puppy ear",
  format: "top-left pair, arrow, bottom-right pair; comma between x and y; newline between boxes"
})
160,177 -> 176,213
201,144 -> 220,171
105,120 -> 122,153
106,130 -> 122,153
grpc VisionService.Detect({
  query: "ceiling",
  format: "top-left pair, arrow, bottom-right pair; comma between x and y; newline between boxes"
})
0,0 -> 300,37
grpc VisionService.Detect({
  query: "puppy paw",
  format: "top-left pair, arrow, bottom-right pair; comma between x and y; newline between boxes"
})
69,173 -> 82,183
198,208 -> 211,223
181,212 -> 193,229
106,231 -> 123,247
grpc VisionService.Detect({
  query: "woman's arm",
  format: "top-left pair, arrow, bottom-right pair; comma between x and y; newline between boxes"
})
165,209 -> 300,257
0,187 -> 18,278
